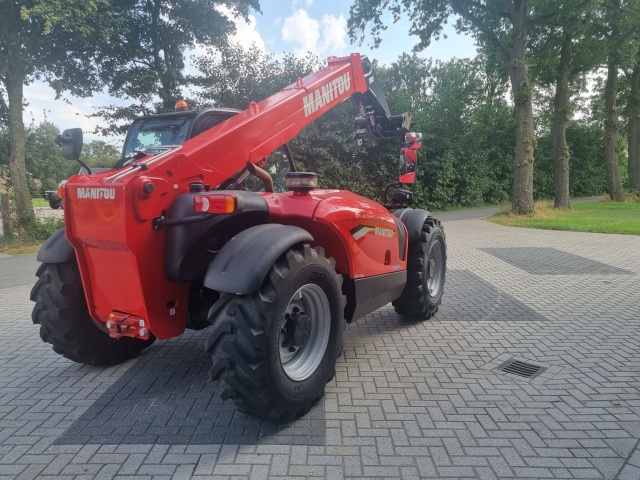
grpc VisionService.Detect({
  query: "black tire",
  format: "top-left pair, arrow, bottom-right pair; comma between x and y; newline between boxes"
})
31,261 -> 155,366
206,244 -> 344,422
392,217 -> 446,319
49,199 -> 61,209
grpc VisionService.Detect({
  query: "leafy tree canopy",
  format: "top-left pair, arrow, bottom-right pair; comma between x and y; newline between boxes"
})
93,0 -> 261,135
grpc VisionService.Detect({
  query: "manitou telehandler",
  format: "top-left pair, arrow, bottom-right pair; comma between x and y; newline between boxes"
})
31,54 -> 446,422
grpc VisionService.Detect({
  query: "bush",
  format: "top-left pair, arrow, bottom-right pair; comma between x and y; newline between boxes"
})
25,218 -> 64,242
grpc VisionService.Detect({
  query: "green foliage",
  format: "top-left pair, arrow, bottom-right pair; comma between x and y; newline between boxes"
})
406,58 -> 514,210
0,214 -> 64,245
1,0 -> 110,96
533,122 -> 623,198
24,121 -> 70,193
195,45 -> 322,109
81,140 -> 120,168
93,0 -> 261,134
25,217 -> 64,242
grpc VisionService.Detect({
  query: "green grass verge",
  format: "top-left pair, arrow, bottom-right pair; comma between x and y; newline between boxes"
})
32,198 -> 48,207
488,201 -> 640,235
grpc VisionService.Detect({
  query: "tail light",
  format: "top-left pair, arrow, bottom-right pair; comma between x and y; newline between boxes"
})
194,194 -> 238,214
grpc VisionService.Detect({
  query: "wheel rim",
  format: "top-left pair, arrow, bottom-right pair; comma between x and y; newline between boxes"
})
279,283 -> 331,381
427,239 -> 445,297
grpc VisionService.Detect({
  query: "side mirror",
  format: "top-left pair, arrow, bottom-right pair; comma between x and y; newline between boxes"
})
55,128 -> 83,161
398,131 -> 422,184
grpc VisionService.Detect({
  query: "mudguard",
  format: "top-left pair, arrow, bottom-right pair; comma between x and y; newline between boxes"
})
204,224 -> 313,294
393,208 -> 432,245
36,228 -> 75,264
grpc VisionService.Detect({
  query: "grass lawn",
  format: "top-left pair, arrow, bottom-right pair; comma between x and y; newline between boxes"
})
32,198 -> 48,207
488,201 -> 640,235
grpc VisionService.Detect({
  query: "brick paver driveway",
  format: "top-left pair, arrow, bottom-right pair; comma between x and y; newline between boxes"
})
1,214 -> 639,479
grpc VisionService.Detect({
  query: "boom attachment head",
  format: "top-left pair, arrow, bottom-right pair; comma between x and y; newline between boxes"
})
351,56 -> 411,143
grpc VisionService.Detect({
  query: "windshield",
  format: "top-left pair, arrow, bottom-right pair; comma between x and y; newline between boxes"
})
123,117 -> 192,157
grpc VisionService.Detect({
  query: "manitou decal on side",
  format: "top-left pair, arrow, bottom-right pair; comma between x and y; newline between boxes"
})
374,227 -> 395,238
302,73 -> 351,117
350,224 -> 396,240
76,188 -> 116,200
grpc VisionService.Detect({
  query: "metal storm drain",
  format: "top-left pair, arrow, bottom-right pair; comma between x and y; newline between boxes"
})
498,359 -> 546,379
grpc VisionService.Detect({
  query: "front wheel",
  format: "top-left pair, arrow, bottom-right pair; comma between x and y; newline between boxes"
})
31,261 -> 155,366
206,244 -> 344,422
393,217 -> 446,319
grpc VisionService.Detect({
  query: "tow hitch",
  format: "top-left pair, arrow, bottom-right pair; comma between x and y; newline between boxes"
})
106,312 -> 150,340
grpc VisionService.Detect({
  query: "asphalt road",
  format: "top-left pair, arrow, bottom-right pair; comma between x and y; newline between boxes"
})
0,254 -> 38,289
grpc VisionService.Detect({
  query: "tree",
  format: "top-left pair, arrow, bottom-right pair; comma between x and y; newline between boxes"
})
625,46 -> 640,190
528,1 -> 605,209
600,0 -> 640,200
25,121 -> 70,193
81,141 -> 120,169
349,0 -> 566,213
194,45 -> 321,110
0,0 -> 109,230
94,0 -> 260,136
403,56 -> 514,209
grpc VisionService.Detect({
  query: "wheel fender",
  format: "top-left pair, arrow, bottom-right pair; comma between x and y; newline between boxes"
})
393,208 -> 432,245
36,228 -> 75,264
204,224 -> 313,294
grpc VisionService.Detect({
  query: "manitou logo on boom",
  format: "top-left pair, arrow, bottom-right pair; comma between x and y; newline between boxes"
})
77,187 -> 116,200
302,72 -> 351,117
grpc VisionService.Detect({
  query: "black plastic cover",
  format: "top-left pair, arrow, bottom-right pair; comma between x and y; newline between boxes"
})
36,228 -> 75,264
204,224 -> 313,294
164,191 -> 269,282
343,271 -> 407,322
393,208 -> 432,245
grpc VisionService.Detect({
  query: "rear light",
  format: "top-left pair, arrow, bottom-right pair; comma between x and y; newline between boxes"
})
194,194 -> 237,214
57,185 -> 64,199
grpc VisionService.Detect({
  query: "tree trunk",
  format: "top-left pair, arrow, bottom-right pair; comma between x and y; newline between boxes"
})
5,52 -> 36,231
604,58 -> 625,201
0,193 -> 13,238
509,15 -> 535,215
552,33 -> 572,210
628,55 -> 640,191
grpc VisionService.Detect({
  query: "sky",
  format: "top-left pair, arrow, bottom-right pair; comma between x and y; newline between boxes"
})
22,0 -> 476,144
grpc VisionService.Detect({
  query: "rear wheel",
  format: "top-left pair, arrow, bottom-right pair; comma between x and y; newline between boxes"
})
206,244 -> 343,421
393,217 -> 446,319
31,261 -> 155,366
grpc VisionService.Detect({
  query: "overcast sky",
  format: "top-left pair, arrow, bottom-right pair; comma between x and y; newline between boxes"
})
23,0 -> 476,145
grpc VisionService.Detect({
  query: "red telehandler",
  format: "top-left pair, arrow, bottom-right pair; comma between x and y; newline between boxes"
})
31,54 -> 446,421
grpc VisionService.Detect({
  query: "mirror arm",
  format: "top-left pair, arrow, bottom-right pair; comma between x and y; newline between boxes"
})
77,159 -> 92,175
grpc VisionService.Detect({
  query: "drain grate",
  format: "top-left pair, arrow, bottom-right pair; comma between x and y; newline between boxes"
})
498,359 -> 545,379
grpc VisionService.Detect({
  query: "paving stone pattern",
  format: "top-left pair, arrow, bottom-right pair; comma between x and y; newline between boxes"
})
54,268 -> 542,448
55,332 -> 326,446
481,247 -> 633,276
1,218 -> 640,479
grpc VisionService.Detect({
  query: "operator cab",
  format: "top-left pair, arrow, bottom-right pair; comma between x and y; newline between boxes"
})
118,102 -> 296,191
120,105 -> 241,161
